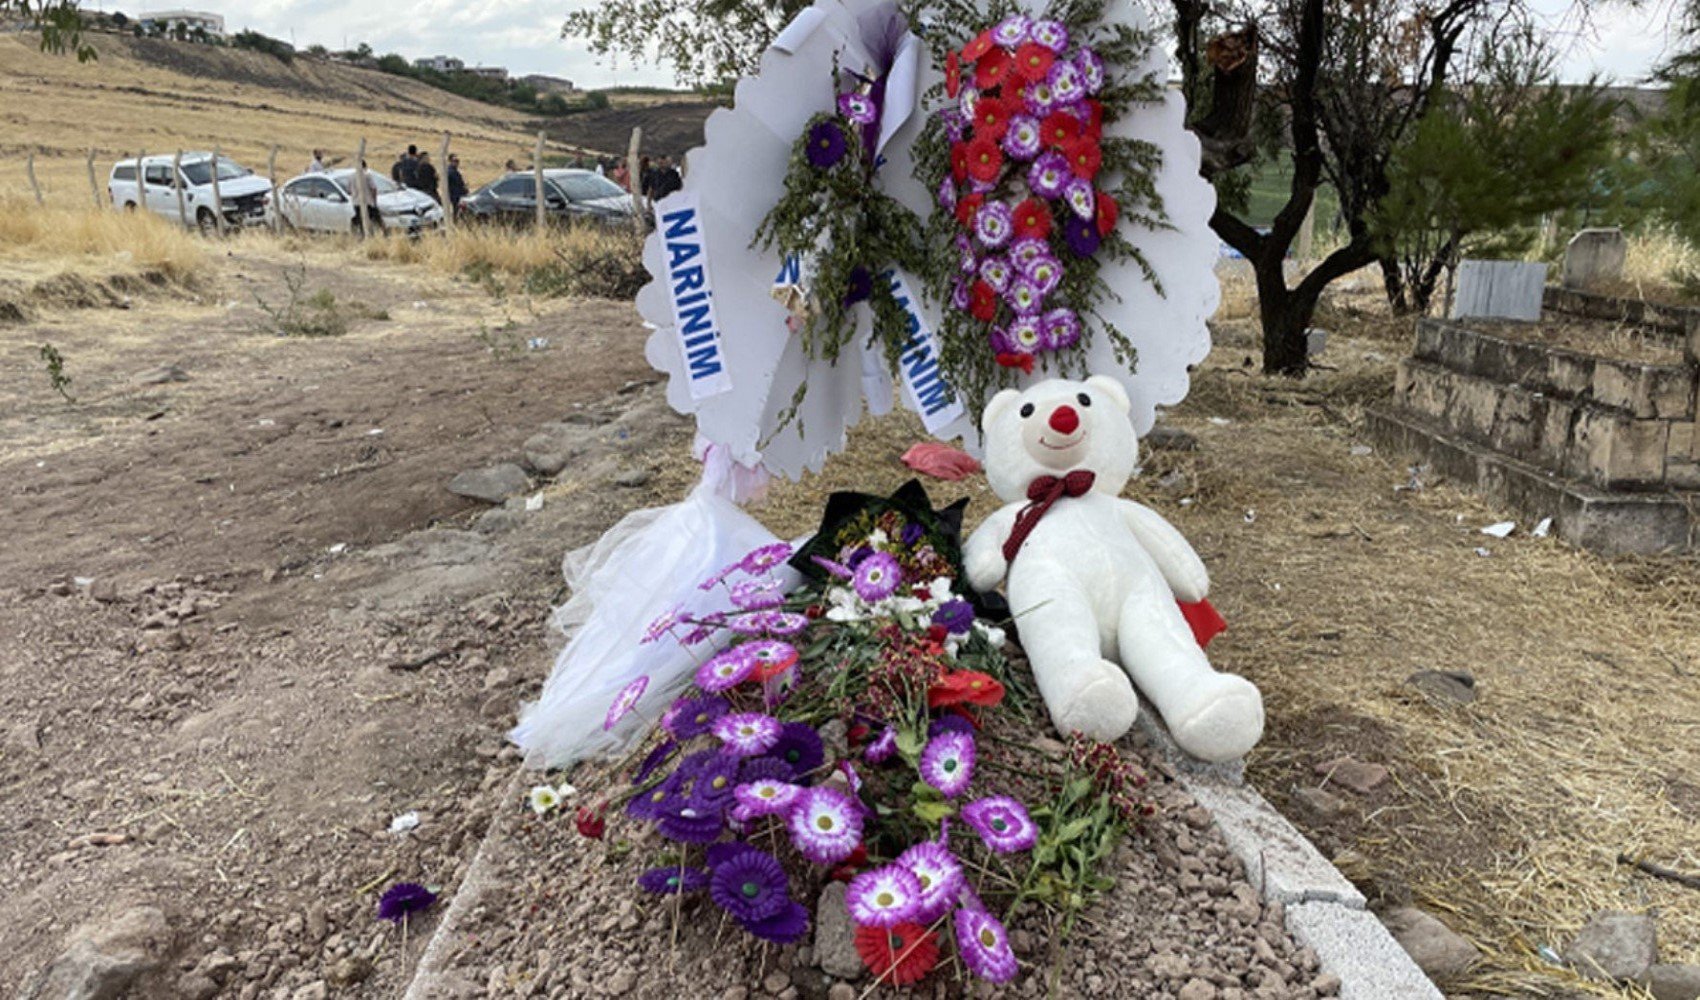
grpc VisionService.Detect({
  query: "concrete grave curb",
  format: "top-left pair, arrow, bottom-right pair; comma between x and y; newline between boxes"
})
1137,712 -> 1443,999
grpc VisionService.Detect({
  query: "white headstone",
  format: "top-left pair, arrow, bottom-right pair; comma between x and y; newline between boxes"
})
1562,228 -> 1627,289
1451,260 -> 1547,322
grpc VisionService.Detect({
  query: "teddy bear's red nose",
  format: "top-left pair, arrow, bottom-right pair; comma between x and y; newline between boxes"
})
1048,405 -> 1080,434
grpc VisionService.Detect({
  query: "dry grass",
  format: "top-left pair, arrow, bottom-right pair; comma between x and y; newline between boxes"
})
358,225 -> 647,299
1622,227 -> 1700,298
0,195 -> 206,282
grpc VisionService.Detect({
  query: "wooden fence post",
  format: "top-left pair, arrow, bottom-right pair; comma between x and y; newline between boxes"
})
209,144 -> 226,236
172,150 -> 188,228
352,138 -> 369,239
26,154 -> 44,205
86,149 -> 102,208
533,130 -> 546,230
626,126 -> 644,231
438,130 -> 452,235
267,145 -> 280,234
136,147 -> 147,213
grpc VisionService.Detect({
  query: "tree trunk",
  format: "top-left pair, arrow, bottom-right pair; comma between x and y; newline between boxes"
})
1380,257 -> 1413,315
1253,255 -> 1317,375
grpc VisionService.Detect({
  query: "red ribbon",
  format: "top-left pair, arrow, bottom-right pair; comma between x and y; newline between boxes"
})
1002,469 -> 1096,563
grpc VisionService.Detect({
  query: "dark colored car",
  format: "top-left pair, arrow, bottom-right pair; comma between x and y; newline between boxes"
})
458,169 -> 637,228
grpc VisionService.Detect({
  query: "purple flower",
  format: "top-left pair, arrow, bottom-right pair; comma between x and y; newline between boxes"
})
806,120 -> 847,169
991,14 -> 1031,47
979,256 -> 1013,292
714,712 -> 783,756
937,177 -> 958,211
962,795 -> 1039,853
956,234 -> 978,274
690,750 -> 741,806
1027,152 -> 1068,199
729,577 -> 785,610
929,713 -> 975,738
838,759 -> 863,795
739,754 -> 796,784
788,786 -> 863,863
1031,19 -> 1068,52
727,610 -> 809,636
741,638 -> 800,672
1063,215 -> 1101,257
696,647 -> 754,692
988,326 -> 1020,356
710,846 -> 790,923
897,842 -> 965,922
376,882 -> 436,922
641,605 -> 685,644
1001,115 -> 1042,160
1008,237 -> 1047,270
900,521 -> 924,547
955,907 -> 1018,982
638,865 -> 709,895
602,674 -> 649,731
1043,308 -> 1082,350
838,91 -> 877,126
1076,48 -> 1105,93
734,777 -> 802,816
951,279 -> 971,312
846,864 -> 923,927
657,806 -> 726,844
919,729 -> 976,797
931,599 -> 975,635
1006,277 -> 1043,315
1022,253 -> 1062,297
1064,176 -> 1096,219
852,552 -> 902,602
844,265 -> 873,306
663,695 -> 728,740
1049,61 -> 1085,104
973,201 -> 1013,249
811,554 -> 853,579
634,739 -> 678,784
942,107 -> 967,142
766,722 -> 825,776
743,900 -> 810,943
1024,79 -> 1057,115
698,561 -> 741,591
741,542 -> 793,572
864,726 -> 898,763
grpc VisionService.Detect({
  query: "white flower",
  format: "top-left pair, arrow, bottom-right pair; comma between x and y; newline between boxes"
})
868,529 -> 889,547
556,782 -> 578,800
825,605 -> 862,623
974,621 -> 1008,648
527,785 -> 561,816
927,577 -> 956,603
889,596 -> 927,615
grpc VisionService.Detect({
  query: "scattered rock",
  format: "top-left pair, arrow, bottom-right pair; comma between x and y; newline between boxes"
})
88,579 -> 120,603
327,955 -> 373,987
135,364 -> 189,385
479,694 -> 513,721
522,423 -> 595,476
818,719 -> 848,761
304,903 -> 327,943
827,984 -> 856,1000
615,468 -> 653,488
474,508 -> 523,535
1314,756 -> 1389,795
1146,425 -> 1199,452
603,967 -> 637,995
482,666 -> 515,691
1178,977 -> 1217,1000
1406,670 -> 1477,704
1381,907 -> 1479,980
175,972 -> 218,1000
289,982 -> 327,1000
812,883 -> 862,980
1290,786 -> 1348,821
1566,910 -> 1658,982
1645,964 -> 1700,1000
24,905 -> 171,1000
7,718 -> 41,753
1311,972 -> 1342,995
448,464 -> 530,504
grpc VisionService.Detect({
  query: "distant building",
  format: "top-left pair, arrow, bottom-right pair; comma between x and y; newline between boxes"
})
520,74 -> 577,95
464,66 -> 509,82
414,55 -> 464,74
138,8 -> 225,39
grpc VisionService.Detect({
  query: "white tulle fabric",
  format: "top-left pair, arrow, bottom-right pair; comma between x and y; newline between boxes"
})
511,450 -> 798,768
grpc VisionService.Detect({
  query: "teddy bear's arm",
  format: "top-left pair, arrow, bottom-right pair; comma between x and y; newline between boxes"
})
1119,501 -> 1210,602
963,503 -> 1022,592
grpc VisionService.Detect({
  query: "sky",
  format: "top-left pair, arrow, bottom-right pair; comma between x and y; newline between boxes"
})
103,0 -> 1691,91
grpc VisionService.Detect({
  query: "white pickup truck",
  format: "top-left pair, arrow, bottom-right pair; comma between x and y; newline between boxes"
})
108,153 -> 272,232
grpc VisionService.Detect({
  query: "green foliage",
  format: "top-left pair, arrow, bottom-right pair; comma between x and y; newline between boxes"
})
38,343 -> 74,402
230,29 -> 294,63
562,0 -> 811,87
3,0 -> 96,60
250,263 -> 349,338
1374,31 -> 1617,312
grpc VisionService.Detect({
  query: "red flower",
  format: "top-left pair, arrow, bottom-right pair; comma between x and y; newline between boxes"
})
847,722 -> 870,744
961,31 -> 994,63
1012,198 -> 1052,240
975,47 -> 1012,90
927,669 -> 1006,709
1041,111 -> 1080,149
749,644 -> 799,682
964,136 -> 1003,184
972,95 -> 1012,141
804,604 -> 825,619
955,192 -> 984,227
1082,99 -> 1105,139
945,51 -> 961,98
968,280 -> 998,322
828,842 -> 869,882
996,351 -> 1035,373
1096,191 -> 1119,236
574,804 -> 606,840
1012,43 -> 1055,82
949,142 -> 969,183
1063,137 -> 1102,179
855,923 -> 940,986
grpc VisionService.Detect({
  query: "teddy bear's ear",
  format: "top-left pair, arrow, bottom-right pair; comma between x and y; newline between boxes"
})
1084,375 -> 1130,413
981,388 -> 1021,431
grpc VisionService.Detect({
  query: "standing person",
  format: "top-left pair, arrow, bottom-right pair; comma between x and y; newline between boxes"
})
307,149 -> 325,173
611,159 -> 630,192
413,151 -> 439,202
638,155 -> 654,200
390,151 -> 406,183
504,158 -> 520,173
652,155 -> 683,200
446,153 -> 468,212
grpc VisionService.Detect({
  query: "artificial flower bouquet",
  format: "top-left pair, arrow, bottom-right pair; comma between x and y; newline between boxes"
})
562,485 -> 1153,989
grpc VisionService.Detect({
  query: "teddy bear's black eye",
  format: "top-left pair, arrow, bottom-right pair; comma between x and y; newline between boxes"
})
1077,393 -> 1091,407
1019,403 -> 1035,418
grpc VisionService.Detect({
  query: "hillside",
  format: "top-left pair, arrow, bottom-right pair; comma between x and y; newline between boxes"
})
0,33 -> 566,198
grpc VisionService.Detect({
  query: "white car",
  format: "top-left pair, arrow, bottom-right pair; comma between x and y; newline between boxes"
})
270,169 -> 444,235
108,153 -> 270,232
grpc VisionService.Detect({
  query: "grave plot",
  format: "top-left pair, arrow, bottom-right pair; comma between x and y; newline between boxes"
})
1367,286 -> 1700,555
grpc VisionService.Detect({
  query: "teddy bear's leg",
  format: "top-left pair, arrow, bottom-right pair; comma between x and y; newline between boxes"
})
1115,580 -> 1264,763
1009,564 -> 1139,742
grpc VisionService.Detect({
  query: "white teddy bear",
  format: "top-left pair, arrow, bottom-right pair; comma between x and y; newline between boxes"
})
963,376 -> 1265,763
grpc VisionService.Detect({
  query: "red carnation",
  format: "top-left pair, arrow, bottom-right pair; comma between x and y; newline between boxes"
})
996,351 -> 1035,373
1012,198 -> 1052,240
975,47 -> 1012,90
828,841 -> 869,882
955,192 -> 984,227
950,142 -> 969,183
969,280 -> 998,322
1064,137 -> 1102,179
1012,42 -> 1055,82
1083,99 -> 1105,139
928,669 -> 1006,709
964,136 -> 1004,184
972,95 -> 1012,141
961,30 -> 994,63
1041,110 -> 1080,149
1096,191 -> 1119,236
574,804 -> 606,840
855,923 -> 940,986
945,51 -> 961,98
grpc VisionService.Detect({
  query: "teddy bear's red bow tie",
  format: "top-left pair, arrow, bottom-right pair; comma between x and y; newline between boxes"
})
1002,469 -> 1097,562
